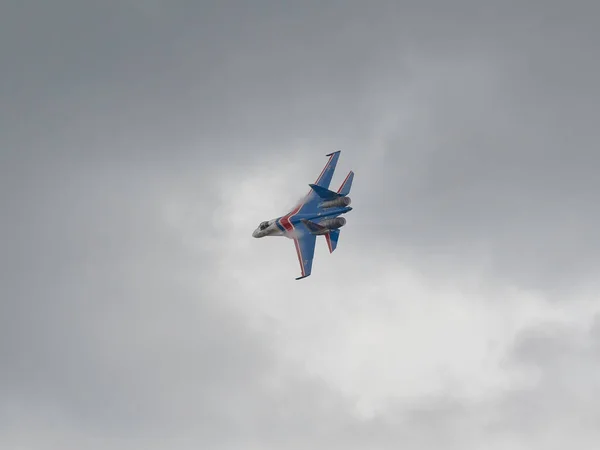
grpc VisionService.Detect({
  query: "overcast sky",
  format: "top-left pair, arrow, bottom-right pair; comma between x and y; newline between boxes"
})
2,1 -> 600,449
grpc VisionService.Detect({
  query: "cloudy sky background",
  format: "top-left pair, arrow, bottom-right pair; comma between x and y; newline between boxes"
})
2,1 -> 600,448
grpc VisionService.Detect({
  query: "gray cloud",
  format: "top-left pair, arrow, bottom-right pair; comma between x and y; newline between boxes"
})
490,317 -> 600,448
348,2 -> 600,292
2,0 -> 600,448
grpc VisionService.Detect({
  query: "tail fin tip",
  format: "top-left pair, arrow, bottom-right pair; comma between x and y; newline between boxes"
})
337,170 -> 354,196
325,229 -> 340,253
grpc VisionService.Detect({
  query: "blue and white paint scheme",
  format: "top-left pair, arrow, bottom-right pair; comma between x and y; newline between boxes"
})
252,151 -> 354,280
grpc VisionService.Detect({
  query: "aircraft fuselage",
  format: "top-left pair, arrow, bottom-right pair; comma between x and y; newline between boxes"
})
252,206 -> 352,239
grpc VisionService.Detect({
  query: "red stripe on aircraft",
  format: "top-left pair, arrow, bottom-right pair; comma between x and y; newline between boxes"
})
293,238 -> 305,277
279,203 -> 302,232
337,171 -> 352,193
325,233 -> 333,253
315,153 -> 334,185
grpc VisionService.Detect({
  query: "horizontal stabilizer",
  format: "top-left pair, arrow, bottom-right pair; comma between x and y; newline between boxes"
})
325,229 -> 340,253
337,170 -> 354,196
309,183 -> 341,200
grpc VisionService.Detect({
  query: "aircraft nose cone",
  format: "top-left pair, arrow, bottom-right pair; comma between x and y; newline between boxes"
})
252,230 -> 258,238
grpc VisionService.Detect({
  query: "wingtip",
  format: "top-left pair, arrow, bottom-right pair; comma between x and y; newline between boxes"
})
295,274 -> 310,280
325,150 -> 341,156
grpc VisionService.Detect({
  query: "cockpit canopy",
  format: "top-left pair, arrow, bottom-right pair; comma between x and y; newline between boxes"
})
258,221 -> 270,230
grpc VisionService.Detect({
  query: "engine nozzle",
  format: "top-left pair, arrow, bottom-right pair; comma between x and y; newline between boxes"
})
320,196 -> 351,209
319,217 -> 346,230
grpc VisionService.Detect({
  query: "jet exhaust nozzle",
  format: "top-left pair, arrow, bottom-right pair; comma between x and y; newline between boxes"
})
320,196 -> 351,209
319,217 -> 346,230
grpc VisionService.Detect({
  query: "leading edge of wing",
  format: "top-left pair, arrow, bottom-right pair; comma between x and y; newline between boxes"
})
293,232 -> 316,280
282,152 -> 340,219
314,151 -> 341,189
295,151 -> 342,216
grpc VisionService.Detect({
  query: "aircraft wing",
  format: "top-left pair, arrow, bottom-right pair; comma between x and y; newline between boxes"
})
313,151 -> 340,189
296,151 -> 341,215
293,226 -> 317,280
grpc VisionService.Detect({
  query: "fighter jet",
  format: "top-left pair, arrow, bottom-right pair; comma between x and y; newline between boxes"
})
252,151 -> 354,280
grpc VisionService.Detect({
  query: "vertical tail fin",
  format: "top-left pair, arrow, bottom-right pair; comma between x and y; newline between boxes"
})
325,229 -> 340,253
337,170 -> 354,196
